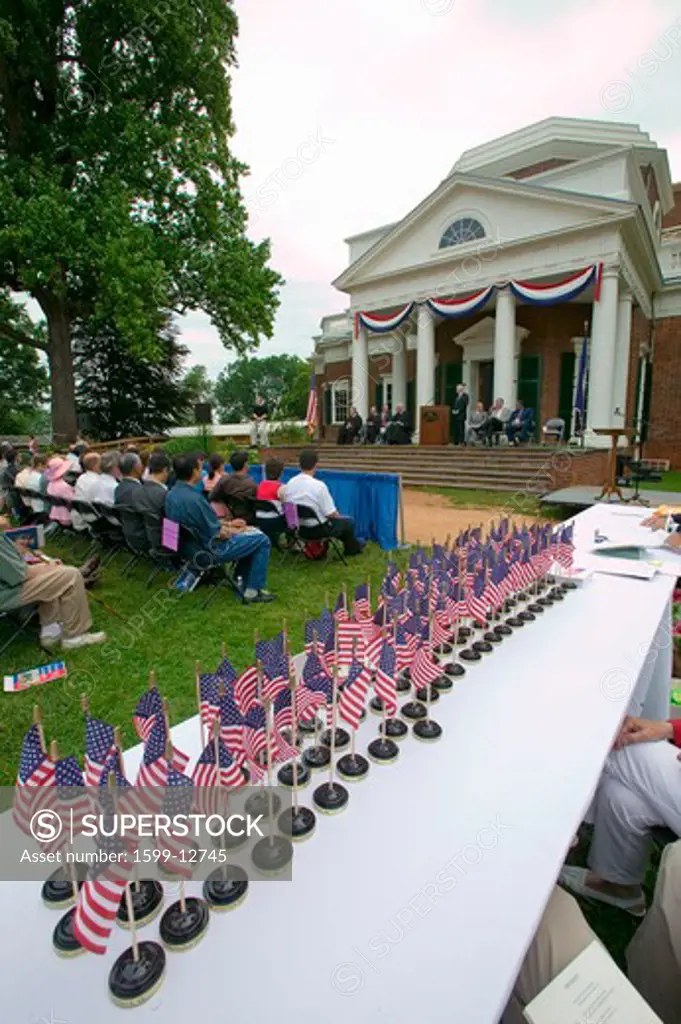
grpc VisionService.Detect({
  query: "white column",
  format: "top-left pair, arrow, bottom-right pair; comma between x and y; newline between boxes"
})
612,290 -> 633,425
392,337 -> 407,410
493,288 -> 516,408
587,268 -> 619,431
352,323 -> 369,421
416,303 -> 436,416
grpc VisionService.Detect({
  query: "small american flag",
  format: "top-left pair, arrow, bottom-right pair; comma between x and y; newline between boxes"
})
219,690 -> 245,759
133,687 -> 163,742
13,725 -> 55,836
84,716 -> 116,788
198,672 -> 221,733
73,835 -> 133,954
136,714 -> 189,787
304,617 -> 320,653
305,372 -> 318,436
374,642 -> 398,717
298,670 -> 333,723
272,689 -> 298,760
243,705 -> 275,769
55,755 -> 91,839
234,664 -> 259,715
336,619 -> 366,667
216,654 -> 238,688
468,569 -> 489,627
193,737 -> 245,789
411,645 -> 441,688
354,583 -> 371,618
395,619 -> 416,672
556,523 -> 574,568
156,767 -> 195,878
261,648 -> 290,703
334,591 -> 349,622
338,658 -> 371,729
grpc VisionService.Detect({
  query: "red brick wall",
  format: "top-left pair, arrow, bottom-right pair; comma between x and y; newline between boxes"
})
507,158 -> 573,180
645,315 -> 681,467
662,184 -> 681,229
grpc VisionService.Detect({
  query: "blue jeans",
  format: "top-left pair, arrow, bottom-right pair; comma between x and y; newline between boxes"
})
213,530 -> 271,591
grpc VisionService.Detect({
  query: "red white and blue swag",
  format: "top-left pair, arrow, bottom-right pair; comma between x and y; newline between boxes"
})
426,286 -> 495,319
509,264 -> 602,305
355,302 -> 414,337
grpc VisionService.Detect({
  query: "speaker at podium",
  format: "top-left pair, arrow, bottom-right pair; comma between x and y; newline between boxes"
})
419,405 -> 451,445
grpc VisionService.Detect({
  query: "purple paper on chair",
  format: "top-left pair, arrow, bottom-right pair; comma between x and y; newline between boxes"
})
283,503 -> 298,530
162,517 -> 180,551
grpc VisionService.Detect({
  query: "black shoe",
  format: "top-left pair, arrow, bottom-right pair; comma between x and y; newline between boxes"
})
243,590 -> 276,604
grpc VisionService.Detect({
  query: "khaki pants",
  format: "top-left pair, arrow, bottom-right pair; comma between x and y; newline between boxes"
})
19,563 -> 91,638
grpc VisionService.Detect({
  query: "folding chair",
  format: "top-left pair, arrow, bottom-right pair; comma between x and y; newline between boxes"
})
142,510 -> 180,587
254,499 -> 288,550
171,522 -> 241,608
0,605 -> 40,658
44,495 -> 80,551
296,504 -> 348,565
90,501 -> 127,566
115,504 -> 151,577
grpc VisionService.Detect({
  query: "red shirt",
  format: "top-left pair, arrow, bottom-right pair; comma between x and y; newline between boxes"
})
671,720 -> 681,747
257,479 -> 283,501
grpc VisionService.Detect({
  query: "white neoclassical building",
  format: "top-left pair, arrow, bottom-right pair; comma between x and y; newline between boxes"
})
312,117 -> 681,462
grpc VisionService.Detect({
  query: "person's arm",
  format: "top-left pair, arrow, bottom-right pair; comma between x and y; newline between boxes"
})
194,495 -> 222,546
318,483 -> 338,520
615,716 -> 678,748
0,536 -> 28,588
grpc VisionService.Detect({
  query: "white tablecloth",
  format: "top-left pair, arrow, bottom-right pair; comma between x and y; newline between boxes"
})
3,504 -> 677,1024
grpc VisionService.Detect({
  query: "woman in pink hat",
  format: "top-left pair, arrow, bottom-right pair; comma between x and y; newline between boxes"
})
45,457 -> 77,526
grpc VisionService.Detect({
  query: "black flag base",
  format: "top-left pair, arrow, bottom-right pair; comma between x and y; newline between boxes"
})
472,640 -> 494,654
483,631 -> 503,644
320,727 -> 351,751
370,696 -> 386,715
379,717 -> 409,740
298,717 -> 318,734
109,941 -> 166,1008
117,881 -> 164,930
562,580 -> 578,590
395,674 -> 412,693
527,602 -> 545,614
549,588 -> 565,601
278,761 -> 311,789
517,610 -> 536,622
337,753 -> 370,782
494,623 -> 513,637
245,790 -> 282,820
42,869 -> 82,910
313,781 -> 350,814
302,745 -> 331,772
460,647 -> 482,662
278,805 -> 317,840
252,835 -> 295,873
413,719 -> 443,743
434,642 -> 453,656
433,674 -> 454,692
160,897 -> 210,952
400,700 -> 428,721
444,661 -> 466,677
52,907 -> 85,958
204,865 -> 249,911
415,685 -> 440,703
505,616 -> 525,628
367,737 -> 400,764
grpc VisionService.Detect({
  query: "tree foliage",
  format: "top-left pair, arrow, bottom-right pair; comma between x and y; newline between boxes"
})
0,1 -> 282,441
0,297 -> 48,434
73,315 -> 191,439
214,354 -> 311,422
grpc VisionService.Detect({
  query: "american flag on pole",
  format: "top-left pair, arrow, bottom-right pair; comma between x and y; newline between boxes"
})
306,372 -> 318,436
395,619 -> 416,672
334,591 -> 349,622
133,687 -> 163,742
261,648 -> 290,703
198,672 -> 221,734
216,654 -> 238,689
136,714 -> 189,787
234,664 -> 259,715
556,523 -> 575,569
468,568 -> 489,627
411,644 -> 441,688
73,834 -> 133,954
298,669 -> 333,724
272,688 -> 299,761
336,619 -> 366,666
354,583 -> 371,618
338,657 -> 372,729
13,725 -> 55,836
219,690 -> 246,761
193,737 -> 245,789
54,754 -> 91,839
243,705 -> 276,770
374,641 -> 398,716
155,767 -> 195,878
84,715 -> 116,788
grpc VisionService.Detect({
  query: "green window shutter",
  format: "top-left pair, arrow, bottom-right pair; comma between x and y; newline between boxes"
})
558,351 -> 576,440
443,361 -> 463,434
517,355 -> 542,430
323,387 -> 332,426
434,363 -> 442,405
406,379 -> 416,424
375,381 -> 383,411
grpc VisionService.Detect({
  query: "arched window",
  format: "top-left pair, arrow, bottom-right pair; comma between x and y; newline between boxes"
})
331,379 -> 350,424
439,217 -> 486,249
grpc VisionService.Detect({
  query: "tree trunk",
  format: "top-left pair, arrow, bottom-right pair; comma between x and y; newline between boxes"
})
45,301 -> 78,444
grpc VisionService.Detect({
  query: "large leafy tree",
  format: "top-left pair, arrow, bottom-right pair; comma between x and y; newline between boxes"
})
0,1 -> 282,442
214,354 -> 312,422
73,314 -> 190,439
0,297 -> 48,434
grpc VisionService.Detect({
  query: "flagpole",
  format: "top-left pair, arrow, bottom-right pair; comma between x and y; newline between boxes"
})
289,669 -> 299,813
328,663 -> 339,795
33,704 -> 46,755
195,661 -> 205,750
113,727 -> 140,892
50,739 -> 80,903
263,698 -> 275,848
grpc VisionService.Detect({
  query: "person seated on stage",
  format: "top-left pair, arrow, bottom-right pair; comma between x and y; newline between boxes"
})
249,394 -> 269,448
385,404 -> 412,445
364,405 -> 381,445
557,714 -> 681,920
203,452 -> 225,493
505,840 -> 681,1024
506,400 -> 534,446
0,519 -> 106,650
337,406 -> 363,445
284,448 -> 365,555
465,401 -> 489,445
165,452 -> 275,603
379,403 -> 391,441
481,397 -> 510,446
71,452 -> 102,532
45,457 -> 76,527
255,457 -> 287,542
210,449 -> 257,523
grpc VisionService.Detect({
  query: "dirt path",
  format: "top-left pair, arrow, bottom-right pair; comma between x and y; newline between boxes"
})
401,489 -> 538,544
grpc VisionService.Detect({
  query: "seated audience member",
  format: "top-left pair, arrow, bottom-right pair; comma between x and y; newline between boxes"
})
1,447 -> 20,515
482,397 -> 510,445
255,457 -> 287,541
465,401 -> 489,445
559,714 -> 681,917
141,446 -> 164,481
284,449 -> 364,555
505,842 -> 681,1024
114,452 -> 148,550
45,457 -> 76,526
24,454 -> 48,518
250,395 -> 269,448
28,435 -> 38,456
165,452 -> 274,603
506,400 -> 534,445
13,453 -> 34,521
72,452 -> 102,531
337,406 -> 363,445
141,452 -> 171,549
0,442 -> 9,510
380,403 -> 390,439
210,450 -> 257,523
95,451 -> 121,505
0,526 -> 106,650
385,404 -> 412,445
203,453 -> 225,493
364,405 -> 381,445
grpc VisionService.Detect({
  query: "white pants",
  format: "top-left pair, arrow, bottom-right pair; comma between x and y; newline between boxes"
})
250,421 -> 269,446
589,741 -> 681,885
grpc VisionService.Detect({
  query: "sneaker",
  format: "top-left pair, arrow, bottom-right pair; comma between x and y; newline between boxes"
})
62,631 -> 107,650
243,590 -> 276,605
40,624 -> 62,651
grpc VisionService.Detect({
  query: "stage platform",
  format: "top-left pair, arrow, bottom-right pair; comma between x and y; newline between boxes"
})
540,486 -> 681,509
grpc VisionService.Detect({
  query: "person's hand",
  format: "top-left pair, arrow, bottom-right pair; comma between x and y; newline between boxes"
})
642,514 -> 667,531
0,515 -> 11,530
12,538 -> 32,555
664,532 -> 681,550
615,716 -> 673,748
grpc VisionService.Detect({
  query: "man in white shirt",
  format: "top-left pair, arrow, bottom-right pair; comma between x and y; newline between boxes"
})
72,452 -> 102,530
24,455 -> 48,515
95,451 -> 121,506
284,449 -> 364,555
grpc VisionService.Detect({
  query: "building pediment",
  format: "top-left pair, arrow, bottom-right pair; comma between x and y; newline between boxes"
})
333,175 -> 635,294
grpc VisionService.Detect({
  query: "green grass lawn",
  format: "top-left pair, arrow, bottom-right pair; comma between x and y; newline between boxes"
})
640,470 -> 681,493
0,536 -> 404,788
419,486 -> 566,520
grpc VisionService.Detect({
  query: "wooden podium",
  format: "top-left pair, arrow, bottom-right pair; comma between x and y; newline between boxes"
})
593,427 -> 636,502
420,405 -> 451,446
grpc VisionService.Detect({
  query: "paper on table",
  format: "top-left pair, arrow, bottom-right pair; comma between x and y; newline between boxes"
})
524,940 -> 663,1024
591,558 -> 656,581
